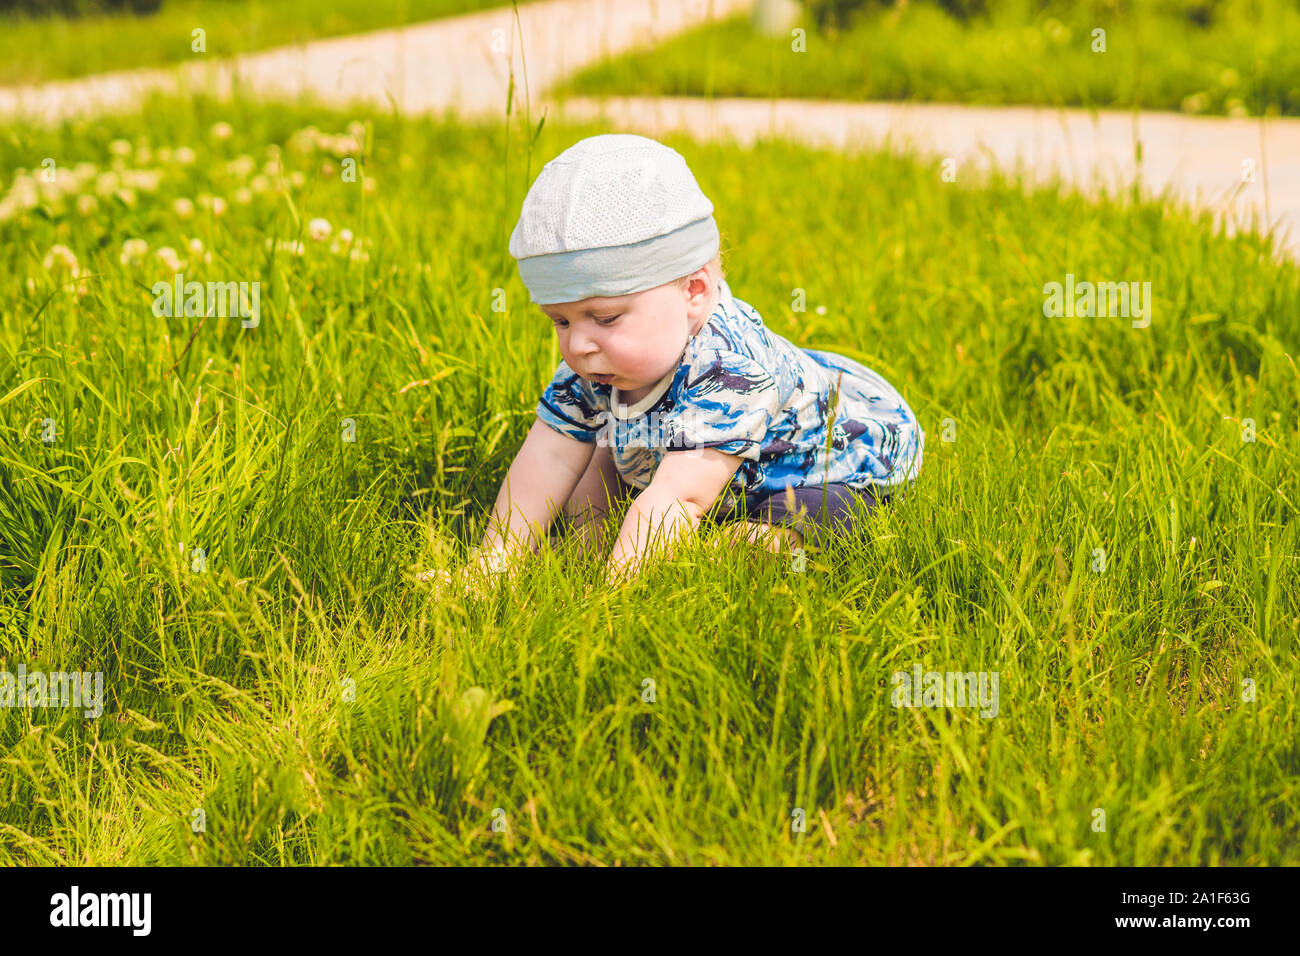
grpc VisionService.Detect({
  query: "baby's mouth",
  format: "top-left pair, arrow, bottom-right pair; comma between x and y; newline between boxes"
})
590,373 -> 614,384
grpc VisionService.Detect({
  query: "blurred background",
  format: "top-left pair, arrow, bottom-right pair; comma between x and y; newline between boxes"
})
1,0 -> 1295,117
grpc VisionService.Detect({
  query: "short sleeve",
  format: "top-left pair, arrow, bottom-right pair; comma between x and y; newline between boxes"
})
673,350 -> 782,461
536,359 -> 607,443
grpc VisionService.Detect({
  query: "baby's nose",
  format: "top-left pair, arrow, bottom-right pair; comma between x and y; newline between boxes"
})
569,327 -> 599,354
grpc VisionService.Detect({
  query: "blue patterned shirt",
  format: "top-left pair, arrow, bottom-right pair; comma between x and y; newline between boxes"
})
536,277 -> 924,499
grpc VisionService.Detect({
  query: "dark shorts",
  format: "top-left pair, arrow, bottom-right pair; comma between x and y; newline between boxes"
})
700,483 -> 892,545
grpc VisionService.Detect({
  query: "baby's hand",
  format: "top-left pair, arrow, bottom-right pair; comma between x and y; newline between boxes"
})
415,546 -> 523,596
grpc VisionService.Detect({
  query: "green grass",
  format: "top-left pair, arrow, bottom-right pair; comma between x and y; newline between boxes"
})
554,0 -> 1300,117
1,92 -> 1298,864
0,0 -> 533,87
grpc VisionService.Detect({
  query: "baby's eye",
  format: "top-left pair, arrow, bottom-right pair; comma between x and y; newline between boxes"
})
596,314 -> 622,326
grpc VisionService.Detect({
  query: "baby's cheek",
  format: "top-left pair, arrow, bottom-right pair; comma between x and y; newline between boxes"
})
612,343 -> 663,378
631,335 -> 682,375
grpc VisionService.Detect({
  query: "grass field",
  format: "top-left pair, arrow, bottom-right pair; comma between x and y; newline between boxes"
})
555,0 -> 1300,117
0,0 -> 531,88
1,93 -> 1298,864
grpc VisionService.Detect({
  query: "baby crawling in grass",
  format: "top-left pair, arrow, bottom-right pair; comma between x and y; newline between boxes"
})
429,134 -> 924,588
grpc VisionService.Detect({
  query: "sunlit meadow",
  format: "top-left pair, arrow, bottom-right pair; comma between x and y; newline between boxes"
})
1,93 -> 1297,864
556,0 -> 1300,116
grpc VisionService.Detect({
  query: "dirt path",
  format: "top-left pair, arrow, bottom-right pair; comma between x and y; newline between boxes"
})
548,95 -> 1300,261
0,0 -> 751,123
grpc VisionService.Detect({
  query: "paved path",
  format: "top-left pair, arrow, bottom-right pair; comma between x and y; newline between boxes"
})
548,95 -> 1300,261
2,0 -> 1296,259
0,0 -> 752,123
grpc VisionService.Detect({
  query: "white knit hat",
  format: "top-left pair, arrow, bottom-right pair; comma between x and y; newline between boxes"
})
509,134 -> 720,305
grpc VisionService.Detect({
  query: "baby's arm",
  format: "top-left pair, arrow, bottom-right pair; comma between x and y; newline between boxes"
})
476,417 -> 595,567
605,448 -> 741,582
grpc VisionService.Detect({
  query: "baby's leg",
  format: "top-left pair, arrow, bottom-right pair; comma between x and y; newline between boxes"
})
553,441 -> 631,559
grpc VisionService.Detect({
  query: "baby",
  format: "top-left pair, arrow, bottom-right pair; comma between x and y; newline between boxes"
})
439,133 -> 923,586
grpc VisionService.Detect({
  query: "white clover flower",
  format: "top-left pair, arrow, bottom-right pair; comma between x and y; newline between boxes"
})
121,169 -> 163,191
108,139 -> 132,158
174,147 -> 196,165
346,121 -> 366,138
157,147 -> 173,164
329,228 -> 356,256
10,178 -> 38,211
289,171 -> 306,189
226,154 -> 256,178
233,187 -> 253,205
55,172 -> 86,197
249,175 -> 270,194
345,134 -> 367,157
363,177 -> 376,194
155,246 -> 184,272
288,126 -> 319,154
114,188 -> 137,207
815,305 -> 827,315
211,121 -> 234,141
43,244 -> 80,274
187,237 -> 204,257
210,196 -> 227,216
76,194 -> 99,216
348,246 -> 370,263
120,238 -> 149,266
173,197 -> 195,220
94,172 -> 120,197
307,218 -> 331,241
136,146 -> 153,165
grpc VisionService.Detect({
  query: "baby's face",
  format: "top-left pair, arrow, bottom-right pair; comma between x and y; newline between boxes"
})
542,276 -> 714,395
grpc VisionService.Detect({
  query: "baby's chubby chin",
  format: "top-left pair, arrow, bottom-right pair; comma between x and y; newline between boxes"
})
584,370 -> 653,392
